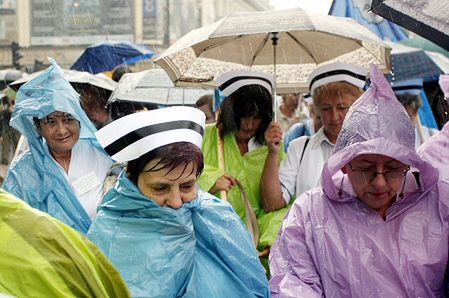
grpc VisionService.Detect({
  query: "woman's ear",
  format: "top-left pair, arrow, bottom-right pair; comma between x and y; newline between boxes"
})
341,165 -> 348,174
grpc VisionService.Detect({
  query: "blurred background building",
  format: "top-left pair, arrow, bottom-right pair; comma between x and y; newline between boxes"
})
0,0 -> 271,71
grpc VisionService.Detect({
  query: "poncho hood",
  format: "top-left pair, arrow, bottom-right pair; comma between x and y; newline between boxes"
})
3,59 -> 106,233
11,58 -> 98,153
322,64 -> 438,202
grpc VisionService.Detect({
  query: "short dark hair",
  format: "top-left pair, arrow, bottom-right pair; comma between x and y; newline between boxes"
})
112,65 -> 132,82
216,84 -> 272,144
195,94 -> 213,110
126,142 -> 204,185
109,100 -> 159,120
396,93 -> 422,111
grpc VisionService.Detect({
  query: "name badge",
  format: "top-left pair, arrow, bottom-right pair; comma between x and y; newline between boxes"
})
72,171 -> 101,196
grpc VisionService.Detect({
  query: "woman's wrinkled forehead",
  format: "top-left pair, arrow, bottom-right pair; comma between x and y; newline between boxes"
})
41,111 -> 71,120
350,154 -> 406,166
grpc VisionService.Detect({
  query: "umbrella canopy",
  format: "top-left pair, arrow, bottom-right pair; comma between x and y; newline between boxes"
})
0,69 -> 24,90
9,69 -> 117,92
108,69 -> 212,106
71,41 -> 155,74
154,7 -> 391,94
399,35 -> 449,58
371,0 -> 449,51
388,43 -> 449,82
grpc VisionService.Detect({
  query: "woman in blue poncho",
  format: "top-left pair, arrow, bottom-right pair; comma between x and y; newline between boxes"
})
88,106 -> 269,298
3,59 -> 112,234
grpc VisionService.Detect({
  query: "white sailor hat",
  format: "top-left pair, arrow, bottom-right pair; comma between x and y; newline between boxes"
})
392,78 -> 423,96
95,106 -> 205,162
308,62 -> 368,97
217,70 -> 274,97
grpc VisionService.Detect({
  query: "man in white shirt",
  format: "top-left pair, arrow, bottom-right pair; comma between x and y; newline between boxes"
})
261,62 -> 367,211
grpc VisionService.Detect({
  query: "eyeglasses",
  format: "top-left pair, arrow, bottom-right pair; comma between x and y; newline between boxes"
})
348,163 -> 409,182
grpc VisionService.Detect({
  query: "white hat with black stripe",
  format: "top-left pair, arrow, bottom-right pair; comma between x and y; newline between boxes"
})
217,70 -> 274,97
95,106 -> 205,162
391,78 -> 423,96
308,62 -> 368,97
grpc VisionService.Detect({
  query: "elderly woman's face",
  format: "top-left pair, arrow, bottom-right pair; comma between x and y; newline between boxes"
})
343,154 -> 409,218
317,92 -> 356,143
137,159 -> 198,209
38,111 -> 80,155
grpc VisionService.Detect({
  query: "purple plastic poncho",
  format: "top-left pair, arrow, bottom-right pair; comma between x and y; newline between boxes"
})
269,65 -> 449,297
418,75 -> 449,182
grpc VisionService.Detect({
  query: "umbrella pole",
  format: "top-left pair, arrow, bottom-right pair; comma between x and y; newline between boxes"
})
271,32 -> 278,122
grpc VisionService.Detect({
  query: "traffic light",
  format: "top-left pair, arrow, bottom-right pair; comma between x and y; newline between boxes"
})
11,42 -> 23,70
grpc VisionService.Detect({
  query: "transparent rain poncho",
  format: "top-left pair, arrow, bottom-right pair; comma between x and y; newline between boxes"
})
418,74 -> 449,181
87,171 -> 270,298
2,59 -> 109,234
198,124 -> 287,251
269,64 -> 449,296
0,189 -> 130,297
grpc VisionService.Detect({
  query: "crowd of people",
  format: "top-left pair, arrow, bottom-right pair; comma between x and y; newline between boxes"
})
0,52 -> 449,297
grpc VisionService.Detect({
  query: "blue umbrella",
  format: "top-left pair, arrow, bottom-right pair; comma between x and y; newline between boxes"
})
71,41 -> 155,74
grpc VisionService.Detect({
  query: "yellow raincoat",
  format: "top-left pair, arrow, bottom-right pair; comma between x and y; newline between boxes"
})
0,189 -> 130,297
198,124 -> 288,250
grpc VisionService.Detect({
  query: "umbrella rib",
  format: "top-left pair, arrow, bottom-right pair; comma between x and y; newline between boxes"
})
202,35 -> 244,52
250,34 -> 270,66
286,32 -> 318,63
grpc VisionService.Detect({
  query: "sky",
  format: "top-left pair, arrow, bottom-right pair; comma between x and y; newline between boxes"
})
269,0 -> 333,14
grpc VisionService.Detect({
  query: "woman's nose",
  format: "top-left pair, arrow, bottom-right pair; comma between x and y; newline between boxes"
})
165,189 -> 183,209
55,121 -> 68,134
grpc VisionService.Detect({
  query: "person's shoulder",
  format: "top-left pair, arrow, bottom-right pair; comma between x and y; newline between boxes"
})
288,135 -> 310,151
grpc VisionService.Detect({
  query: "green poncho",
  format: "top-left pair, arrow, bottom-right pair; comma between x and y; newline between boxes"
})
0,190 -> 130,297
198,124 -> 288,250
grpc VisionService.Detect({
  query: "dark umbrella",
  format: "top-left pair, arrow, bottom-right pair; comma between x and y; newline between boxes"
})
388,43 -> 449,82
371,0 -> 449,51
71,41 -> 155,74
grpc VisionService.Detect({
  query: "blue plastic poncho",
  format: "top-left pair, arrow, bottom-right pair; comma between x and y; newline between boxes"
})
269,65 -> 449,296
87,171 -> 270,298
3,59 -> 107,234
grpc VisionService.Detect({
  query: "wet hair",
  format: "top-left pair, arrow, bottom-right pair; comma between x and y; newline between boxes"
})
313,81 -> 363,107
112,65 -> 132,82
195,94 -> 213,110
76,84 -> 111,112
32,112 -> 79,132
109,100 -> 159,120
396,93 -> 422,111
126,142 -> 204,185
216,84 -> 272,144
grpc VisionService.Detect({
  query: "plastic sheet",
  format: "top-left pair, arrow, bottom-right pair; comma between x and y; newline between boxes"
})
3,59 -> 108,233
198,123 -> 287,250
269,64 -> 449,296
88,171 -> 269,297
0,189 -> 130,297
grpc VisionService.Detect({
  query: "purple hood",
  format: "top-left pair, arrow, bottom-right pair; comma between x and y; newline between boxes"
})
322,64 -> 438,203
269,65 -> 449,297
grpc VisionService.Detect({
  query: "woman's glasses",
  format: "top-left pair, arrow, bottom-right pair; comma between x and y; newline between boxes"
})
348,163 -> 410,182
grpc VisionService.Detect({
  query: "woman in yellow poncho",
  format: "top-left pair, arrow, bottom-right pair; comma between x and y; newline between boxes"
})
198,70 -> 287,258
0,189 -> 130,297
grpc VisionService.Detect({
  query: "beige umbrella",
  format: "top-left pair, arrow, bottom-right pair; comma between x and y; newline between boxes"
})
155,8 -> 391,100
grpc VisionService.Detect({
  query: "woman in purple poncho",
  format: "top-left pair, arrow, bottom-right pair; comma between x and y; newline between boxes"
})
269,65 -> 449,297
